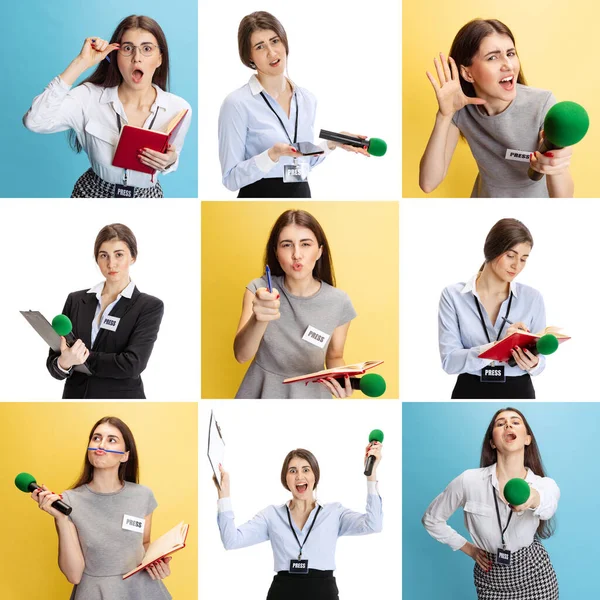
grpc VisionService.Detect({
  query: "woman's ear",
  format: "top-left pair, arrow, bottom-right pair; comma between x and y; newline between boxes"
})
460,65 -> 474,83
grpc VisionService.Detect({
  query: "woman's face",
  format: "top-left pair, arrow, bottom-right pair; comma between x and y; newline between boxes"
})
489,242 -> 531,284
491,410 -> 531,455
275,225 -> 323,282
460,32 -> 520,103
249,29 -> 286,76
116,28 -> 162,90
97,239 -> 135,286
286,456 -> 316,500
88,422 -> 129,470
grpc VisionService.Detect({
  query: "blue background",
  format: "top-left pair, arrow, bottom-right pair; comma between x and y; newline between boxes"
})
2,0 -> 197,197
403,402 -> 600,599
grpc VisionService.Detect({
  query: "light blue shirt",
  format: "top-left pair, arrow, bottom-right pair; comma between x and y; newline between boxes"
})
87,280 -> 135,346
218,75 -> 331,191
438,274 -> 546,377
217,482 -> 382,572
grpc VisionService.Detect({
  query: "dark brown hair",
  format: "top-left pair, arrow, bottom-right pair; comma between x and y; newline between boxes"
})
71,416 -> 139,489
94,223 -> 138,261
69,15 -> 170,152
265,210 -> 335,286
479,218 -> 533,272
238,11 -> 289,69
480,407 -> 555,539
280,449 -> 320,491
449,19 -> 527,99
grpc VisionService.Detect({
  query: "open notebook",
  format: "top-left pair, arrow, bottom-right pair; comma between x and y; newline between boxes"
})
478,327 -> 570,362
283,360 -> 384,385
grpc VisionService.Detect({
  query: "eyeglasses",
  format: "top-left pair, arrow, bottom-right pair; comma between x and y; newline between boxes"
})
118,43 -> 160,57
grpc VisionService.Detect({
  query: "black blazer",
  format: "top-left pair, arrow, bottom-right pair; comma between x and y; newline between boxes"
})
47,286 -> 164,399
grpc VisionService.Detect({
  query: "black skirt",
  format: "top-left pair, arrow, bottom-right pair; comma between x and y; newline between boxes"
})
266,570 -> 338,600
474,539 -> 558,600
238,177 -> 311,198
71,168 -> 164,198
452,373 -> 535,399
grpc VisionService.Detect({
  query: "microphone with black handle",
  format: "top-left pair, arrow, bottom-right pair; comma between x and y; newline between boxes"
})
15,472 -> 72,516
319,130 -> 387,157
364,429 -> 384,476
333,373 -> 386,398
52,314 -> 77,347
507,333 -> 559,367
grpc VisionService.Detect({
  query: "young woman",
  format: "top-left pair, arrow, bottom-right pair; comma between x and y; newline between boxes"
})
214,445 -> 383,600
420,18 -> 573,198
218,11 -> 368,198
422,407 -> 559,599
31,416 -> 172,599
47,223 -> 164,398
23,15 -> 192,198
438,218 -> 546,399
234,209 -> 356,399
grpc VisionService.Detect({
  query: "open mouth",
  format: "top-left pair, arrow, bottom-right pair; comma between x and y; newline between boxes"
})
132,69 -> 144,83
295,483 -> 308,494
499,75 -> 515,91
269,59 -> 281,67
504,432 -> 517,442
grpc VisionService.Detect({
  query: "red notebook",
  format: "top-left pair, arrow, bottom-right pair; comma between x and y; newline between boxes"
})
478,327 -> 570,362
122,521 -> 189,579
112,109 -> 188,175
283,360 -> 384,385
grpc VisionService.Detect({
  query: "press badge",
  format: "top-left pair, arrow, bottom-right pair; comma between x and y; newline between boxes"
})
481,365 -> 506,383
114,184 -> 135,198
504,148 -> 532,163
100,315 -> 121,332
283,161 -> 309,183
122,514 -> 145,533
289,559 -> 309,574
302,325 -> 330,349
496,548 -> 511,566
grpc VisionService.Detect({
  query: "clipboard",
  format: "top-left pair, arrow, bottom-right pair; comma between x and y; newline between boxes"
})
20,310 -> 92,375
207,410 -> 225,490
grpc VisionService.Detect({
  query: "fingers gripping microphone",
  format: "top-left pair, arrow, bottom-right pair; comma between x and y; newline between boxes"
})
334,373 -> 387,397
507,333 -> 559,367
528,101 -> 589,181
52,314 -> 76,346
503,478 -> 530,506
319,130 -> 387,157
364,429 -> 384,476
15,472 -> 72,516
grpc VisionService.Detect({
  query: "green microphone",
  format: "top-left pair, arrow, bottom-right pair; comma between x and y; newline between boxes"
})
15,472 -> 72,515
51,314 -> 76,346
364,429 -> 384,476
335,373 -> 387,397
507,333 -> 559,367
319,130 -> 387,157
503,478 -> 530,506
528,101 -> 589,181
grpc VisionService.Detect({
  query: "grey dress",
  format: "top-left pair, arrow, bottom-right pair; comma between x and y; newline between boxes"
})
235,274 -> 357,399
61,482 -> 172,600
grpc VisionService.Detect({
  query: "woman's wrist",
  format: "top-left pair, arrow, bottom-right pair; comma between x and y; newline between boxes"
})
267,146 -> 280,162
58,357 -> 71,370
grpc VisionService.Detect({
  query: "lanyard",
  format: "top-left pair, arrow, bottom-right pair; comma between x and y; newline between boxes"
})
474,291 -> 513,344
492,480 -> 513,549
260,92 -> 299,145
115,110 -> 159,185
285,504 -> 321,560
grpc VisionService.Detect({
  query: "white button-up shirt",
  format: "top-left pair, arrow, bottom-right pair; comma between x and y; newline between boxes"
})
422,464 -> 560,553
24,77 -> 192,188
88,279 -> 136,346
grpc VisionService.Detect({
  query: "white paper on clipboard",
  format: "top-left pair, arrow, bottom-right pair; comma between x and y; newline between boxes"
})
208,411 -> 225,490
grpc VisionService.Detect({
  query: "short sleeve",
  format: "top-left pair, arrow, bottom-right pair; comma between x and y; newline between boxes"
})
247,277 -> 268,294
539,92 -> 557,130
337,291 -> 357,327
145,487 -> 158,516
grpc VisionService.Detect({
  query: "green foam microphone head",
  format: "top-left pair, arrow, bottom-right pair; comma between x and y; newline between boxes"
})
15,472 -> 37,493
504,478 -> 530,506
544,101 -> 589,147
536,334 -> 559,356
359,373 -> 387,397
52,314 -> 73,336
368,137 -> 387,157
368,429 -> 384,444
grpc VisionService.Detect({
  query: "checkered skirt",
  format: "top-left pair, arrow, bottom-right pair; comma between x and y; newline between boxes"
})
70,168 -> 163,198
474,539 -> 558,600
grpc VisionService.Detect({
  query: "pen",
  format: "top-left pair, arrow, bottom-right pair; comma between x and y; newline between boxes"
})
501,316 -> 530,332
266,264 -> 273,293
91,38 -> 111,63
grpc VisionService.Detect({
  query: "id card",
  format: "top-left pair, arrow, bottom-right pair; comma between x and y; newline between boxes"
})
481,365 -> 506,383
302,325 -> 330,349
100,315 -> 121,332
496,548 -> 511,566
283,162 -> 309,183
122,514 -> 145,533
289,559 -> 309,574
115,184 -> 135,198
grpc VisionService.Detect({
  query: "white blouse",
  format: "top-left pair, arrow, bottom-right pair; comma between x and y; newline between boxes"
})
422,464 -> 559,553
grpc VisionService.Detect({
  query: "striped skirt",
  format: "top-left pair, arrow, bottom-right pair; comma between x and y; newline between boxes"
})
71,168 -> 164,198
474,539 -> 558,600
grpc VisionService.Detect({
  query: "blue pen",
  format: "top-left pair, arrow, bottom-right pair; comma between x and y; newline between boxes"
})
91,38 -> 111,63
87,447 -> 125,454
265,264 -> 273,293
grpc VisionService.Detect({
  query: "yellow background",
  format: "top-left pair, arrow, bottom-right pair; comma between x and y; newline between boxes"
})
403,0 -> 598,197
201,202 -> 399,399
0,403 -> 197,599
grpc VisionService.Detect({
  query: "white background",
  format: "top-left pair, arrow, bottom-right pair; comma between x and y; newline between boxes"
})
400,198 -> 597,400
198,0 -> 400,200
0,199 -> 199,400
199,401 -> 401,599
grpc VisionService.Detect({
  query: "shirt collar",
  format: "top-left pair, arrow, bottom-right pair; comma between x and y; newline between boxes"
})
481,463 -> 532,489
460,273 -> 519,299
99,84 -> 169,110
87,280 -> 135,300
248,74 -> 297,96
